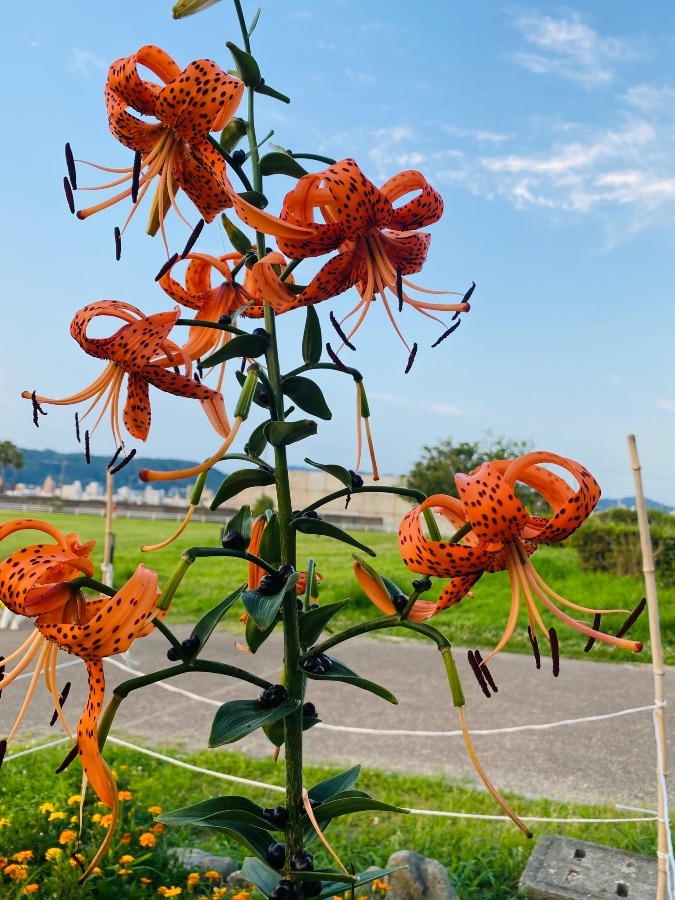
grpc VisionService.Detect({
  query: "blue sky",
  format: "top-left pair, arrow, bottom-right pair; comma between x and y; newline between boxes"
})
2,0 -> 674,505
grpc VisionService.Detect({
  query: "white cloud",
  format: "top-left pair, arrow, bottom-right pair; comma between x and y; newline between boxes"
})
623,85 -> 675,114
371,392 -> 462,416
70,49 -> 107,76
655,400 -> 675,412
509,9 -> 640,88
345,69 -> 376,86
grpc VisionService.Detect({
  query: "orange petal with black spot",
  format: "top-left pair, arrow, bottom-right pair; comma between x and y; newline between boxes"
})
455,463 -> 530,544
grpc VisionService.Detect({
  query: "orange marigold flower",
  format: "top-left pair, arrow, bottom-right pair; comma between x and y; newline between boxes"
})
118,855 -> 135,865
139,832 -> 157,848
120,833 -> 133,845
204,869 -> 222,881
118,791 -> 133,801
69,853 -> 85,868
157,888 -> 183,898
150,823 -> 165,834
4,863 -> 28,880
12,851 -> 33,863
22,884 -> 39,895
147,805 -> 163,815
186,872 -> 200,887
59,830 -> 78,845
118,868 -> 133,875
140,877 -> 153,885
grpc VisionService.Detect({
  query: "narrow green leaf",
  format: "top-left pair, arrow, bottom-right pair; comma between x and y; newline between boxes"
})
245,614 -> 278,654
247,7 -> 261,35
226,41 -> 262,87
281,377 -> 332,420
312,796 -> 408,826
304,458 -> 352,488
221,212 -> 252,255
241,857 -> 279,897
210,469 -> 276,510
263,711 -> 320,748
264,419 -> 317,447
293,517 -> 375,556
190,584 -> 245,649
259,152 -> 307,178
242,572 -> 299,631
255,82 -> 291,104
209,697 -> 300,746
202,333 -> 270,368
246,421 -> 268,457
219,117 -> 248,153
298,600 -> 349,647
226,506 -> 254,542
302,305 -> 322,365
317,867 -> 406,900
308,765 -> 361,804
238,189 -> 268,209
157,795 -> 267,828
304,656 -> 398,704
258,512 -> 281,568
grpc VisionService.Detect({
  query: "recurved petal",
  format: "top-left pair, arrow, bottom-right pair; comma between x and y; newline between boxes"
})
155,59 -> 244,140
380,169 -> 444,231
455,463 -> 530,544
0,546 -> 94,616
321,159 -> 393,238
78,660 -> 116,806
107,46 -> 181,116
434,573 -> 481,612
379,230 -> 432,277
105,89 -> 163,156
100,309 -> 181,371
123,372 -> 151,441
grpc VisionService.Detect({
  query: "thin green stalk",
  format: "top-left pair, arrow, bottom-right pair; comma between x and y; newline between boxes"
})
303,484 -> 428,512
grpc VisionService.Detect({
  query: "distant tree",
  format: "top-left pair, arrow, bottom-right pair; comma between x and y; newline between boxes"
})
406,433 -> 551,515
252,493 -> 275,517
0,441 -> 24,492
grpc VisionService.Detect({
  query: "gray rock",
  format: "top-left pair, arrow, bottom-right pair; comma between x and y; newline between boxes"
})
519,834 -> 659,899
385,850 -> 458,899
169,847 -> 237,879
228,869 -> 253,890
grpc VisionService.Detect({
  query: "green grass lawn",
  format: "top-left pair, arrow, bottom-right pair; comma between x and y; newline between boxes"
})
0,743 -> 662,899
0,510 -> 671,665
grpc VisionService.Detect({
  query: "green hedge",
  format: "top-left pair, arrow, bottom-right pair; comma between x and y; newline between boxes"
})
569,508 -> 675,583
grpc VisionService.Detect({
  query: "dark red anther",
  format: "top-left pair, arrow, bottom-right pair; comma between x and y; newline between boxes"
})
70,851 -> 86,874
107,446 -> 123,470
329,312 -> 356,350
463,281 -> 476,303
155,253 -> 179,282
110,448 -> 136,475
50,681 -> 72,726
431,319 -> 461,348
84,430 -> 91,464
549,627 -> 560,677
65,143 -> 77,189
396,266 -> 404,312
404,342 -> 418,374
63,177 -> 75,214
193,371 -> 201,384
528,625 -> 541,669
615,597 -> 647,639
468,650 -> 492,698
181,218 -> 205,257
114,226 -> 122,261
56,744 -> 78,773
74,412 -> 81,443
131,151 -> 142,203
584,613 -> 602,653
474,650 -> 498,693
0,739 -> 6,768
31,391 -> 47,428
326,342 -> 349,372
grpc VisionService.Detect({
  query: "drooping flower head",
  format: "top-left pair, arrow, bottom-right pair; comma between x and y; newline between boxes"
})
68,45 -> 314,252
251,159 -> 471,351
23,300 -> 229,451
398,451 -> 644,672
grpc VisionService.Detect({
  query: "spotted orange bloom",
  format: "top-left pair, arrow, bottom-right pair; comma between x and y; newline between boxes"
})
23,300 -> 229,448
70,45 -> 311,250
252,158 -> 470,348
399,452 -> 644,670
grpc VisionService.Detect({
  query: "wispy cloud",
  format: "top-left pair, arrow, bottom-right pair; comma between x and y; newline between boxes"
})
345,69 -> 376,86
655,399 -> 675,412
371,392 -> 462,417
70,49 -> 107,76
509,9 -> 641,88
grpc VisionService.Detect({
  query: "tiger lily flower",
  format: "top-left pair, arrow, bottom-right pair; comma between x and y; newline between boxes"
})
69,45 -> 314,252
0,519 -> 95,745
399,451 -> 643,669
251,159 -> 470,349
23,300 -> 229,448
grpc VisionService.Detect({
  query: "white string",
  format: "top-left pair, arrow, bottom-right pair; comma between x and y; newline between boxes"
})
652,705 -> 675,899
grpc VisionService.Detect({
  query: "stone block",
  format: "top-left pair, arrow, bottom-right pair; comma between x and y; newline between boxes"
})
386,850 -> 459,899
169,847 -> 237,879
519,834 -> 658,899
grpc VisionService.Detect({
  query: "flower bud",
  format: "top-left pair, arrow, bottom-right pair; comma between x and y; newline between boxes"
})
172,0 -> 221,17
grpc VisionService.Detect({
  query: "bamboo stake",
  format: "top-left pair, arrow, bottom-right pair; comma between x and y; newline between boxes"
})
101,469 -> 114,587
627,434 -> 668,900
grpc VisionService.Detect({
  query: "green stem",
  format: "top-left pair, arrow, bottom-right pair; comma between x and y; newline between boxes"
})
284,361 -> 363,382
303,484 -> 428,512
175,318 -> 247,336
69,576 -> 116,596
304,616 -> 407,659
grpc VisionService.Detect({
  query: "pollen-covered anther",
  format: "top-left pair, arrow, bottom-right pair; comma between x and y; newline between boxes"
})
468,649 -> 492,698
109,448 -> 136,475
584,613 -> 602,653
329,312 -> 356,350
65,143 -> 77,189
114,227 -> 122,261
431,319 -> 462,348
527,625 -> 541,669
474,650 -> 498,693
155,253 -> 179,282
31,390 -> 47,427
404,342 -> 418,374
64,177 -> 76,215
549,627 -> 560,677
131,151 -> 142,204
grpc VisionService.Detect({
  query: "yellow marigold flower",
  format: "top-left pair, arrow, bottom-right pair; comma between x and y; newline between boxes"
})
67,794 -> 83,806
118,790 -> 133,801
118,868 -> 133,875
119,855 -> 135,865
158,888 -> 182,898
91,813 -> 102,824
12,851 -> 33,863
99,814 -> 114,828
233,892 -> 251,900
48,811 -> 66,821
0,817 -> 10,828
70,815 -> 79,823
69,853 -> 85,868
5,863 -> 28,880
59,830 -> 77,845
187,873 -> 200,887
139,832 -> 157,848
148,805 -> 163,815
22,885 -> 39,895
213,890 -> 227,900
372,880 -> 390,892
204,870 -> 221,881
140,877 -> 152,884
92,867 -> 102,876
39,802 -> 55,814
45,848 -> 62,861
119,764 -> 128,770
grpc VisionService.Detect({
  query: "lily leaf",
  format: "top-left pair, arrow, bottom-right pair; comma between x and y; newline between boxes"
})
258,512 -> 281,568
209,697 -> 300,746
263,710 -> 320,748
293,517 -> 375,556
245,614 -> 278,653
243,572 -> 299,631
226,41 -> 262,87
302,305 -> 323,365
240,857 -> 279,897
260,151 -> 307,177
202,332 -> 270,368
304,458 -> 353,489
157,795 -> 268,829
238,190 -> 268,209
211,469 -> 276,510
264,419 -> 317,447
246,420 -> 268,457
298,600 -> 349,647
281,377 -> 332,420
308,765 -> 361,804
255,82 -> 291,104
226,506 -> 254,543
304,656 -> 398,704
190,583 -> 245,649
310,796 -> 408,827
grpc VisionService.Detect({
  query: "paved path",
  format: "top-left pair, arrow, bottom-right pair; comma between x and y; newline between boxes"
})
3,623 -> 673,809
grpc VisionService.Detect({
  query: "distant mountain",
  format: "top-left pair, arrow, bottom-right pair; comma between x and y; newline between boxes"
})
597,496 -> 673,514
9,448 -> 227,490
